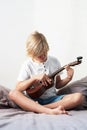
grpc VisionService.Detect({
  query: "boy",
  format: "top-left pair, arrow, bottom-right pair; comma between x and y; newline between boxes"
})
9,31 -> 84,115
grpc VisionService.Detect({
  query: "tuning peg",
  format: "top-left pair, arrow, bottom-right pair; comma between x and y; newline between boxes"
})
77,56 -> 83,62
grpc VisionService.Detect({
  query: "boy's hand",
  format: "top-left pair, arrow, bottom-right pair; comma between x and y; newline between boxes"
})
34,73 -> 52,86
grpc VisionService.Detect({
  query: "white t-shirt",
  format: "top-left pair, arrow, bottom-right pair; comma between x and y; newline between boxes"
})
17,55 -> 62,99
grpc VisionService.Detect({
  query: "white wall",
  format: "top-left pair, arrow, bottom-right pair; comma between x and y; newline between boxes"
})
0,0 -> 34,88
0,0 -> 87,89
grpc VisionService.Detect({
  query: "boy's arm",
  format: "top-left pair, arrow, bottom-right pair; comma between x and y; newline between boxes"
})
55,66 -> 74,89
16,73 -> 50,91
55,75 -> 72,89
16,77 -> 36,91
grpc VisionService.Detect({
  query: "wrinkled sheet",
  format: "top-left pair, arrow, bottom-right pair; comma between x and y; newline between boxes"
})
0,108 -> 87,130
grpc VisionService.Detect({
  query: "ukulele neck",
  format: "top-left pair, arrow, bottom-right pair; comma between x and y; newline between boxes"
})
49,66 -> 65,79
48,57 -> 83,79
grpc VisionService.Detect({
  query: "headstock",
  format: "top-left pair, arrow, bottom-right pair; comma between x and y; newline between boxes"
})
68,56 -> 83,67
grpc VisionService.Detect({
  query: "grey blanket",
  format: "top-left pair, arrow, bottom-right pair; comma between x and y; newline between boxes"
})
0,108 -> 87,130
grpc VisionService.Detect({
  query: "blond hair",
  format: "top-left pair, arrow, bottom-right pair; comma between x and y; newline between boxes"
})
26,31 -> 49,58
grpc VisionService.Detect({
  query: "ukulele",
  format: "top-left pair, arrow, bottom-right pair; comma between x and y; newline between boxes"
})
26,56 -> 83,99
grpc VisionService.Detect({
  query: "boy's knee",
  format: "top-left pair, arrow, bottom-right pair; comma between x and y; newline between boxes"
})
9,89 -> 18,100
74,93 -> 84,104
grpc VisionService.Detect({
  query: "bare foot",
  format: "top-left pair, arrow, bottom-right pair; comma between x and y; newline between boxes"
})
50,105 -> 69,115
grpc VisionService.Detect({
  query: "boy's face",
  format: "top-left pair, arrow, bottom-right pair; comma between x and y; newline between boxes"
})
33,52 -> 47,63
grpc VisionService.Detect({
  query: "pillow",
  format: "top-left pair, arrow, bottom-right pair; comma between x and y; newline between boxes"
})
57,76 -> 87,108
0,85 -> 18,109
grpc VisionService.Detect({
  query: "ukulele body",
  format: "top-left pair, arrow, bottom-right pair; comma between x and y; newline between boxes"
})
26,79 -> 54,98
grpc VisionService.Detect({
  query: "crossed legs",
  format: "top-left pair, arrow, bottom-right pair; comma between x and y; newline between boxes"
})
9,90 -> 84,115
44,93 -> 84,110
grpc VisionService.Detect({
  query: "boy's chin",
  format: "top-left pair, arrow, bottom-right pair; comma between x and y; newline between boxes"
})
40,58 -> 47,63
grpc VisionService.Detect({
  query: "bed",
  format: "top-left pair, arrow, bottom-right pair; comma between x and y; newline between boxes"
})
0,76 -> 87,130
